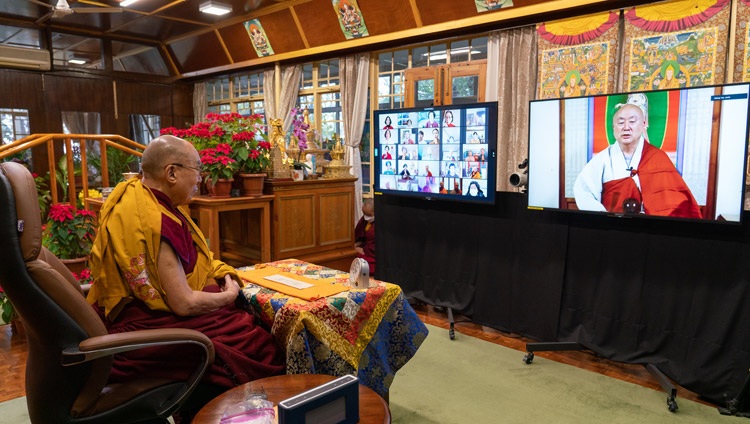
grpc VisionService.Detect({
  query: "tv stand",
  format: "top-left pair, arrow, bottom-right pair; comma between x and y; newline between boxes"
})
523,342 -> 679,412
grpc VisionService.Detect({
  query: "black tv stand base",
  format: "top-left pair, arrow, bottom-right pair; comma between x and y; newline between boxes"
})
523,342 -> 679,413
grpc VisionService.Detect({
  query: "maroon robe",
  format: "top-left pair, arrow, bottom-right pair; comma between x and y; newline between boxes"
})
101,190 -> 284,389
602,142 -> 702,218
354,218 -> 376,276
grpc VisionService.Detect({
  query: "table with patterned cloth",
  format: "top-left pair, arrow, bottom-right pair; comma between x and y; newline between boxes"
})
238,259 -> 429,397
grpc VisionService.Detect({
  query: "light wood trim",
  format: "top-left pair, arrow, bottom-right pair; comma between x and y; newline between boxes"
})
0,133 -> 145,210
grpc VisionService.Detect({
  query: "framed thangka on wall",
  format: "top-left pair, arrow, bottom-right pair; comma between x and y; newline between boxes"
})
244,19 -> 274,57
475,0 -> 513,13
333,0 -> 369,39
733,0 -> 750,82
537,11 -> 620,100
622,0 -> 729,91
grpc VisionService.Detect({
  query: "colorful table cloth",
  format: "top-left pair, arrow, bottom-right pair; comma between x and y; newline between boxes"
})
239,259 -> 429,397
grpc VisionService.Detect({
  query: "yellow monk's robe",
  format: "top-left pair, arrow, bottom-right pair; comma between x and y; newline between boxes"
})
87,179 -> 284,388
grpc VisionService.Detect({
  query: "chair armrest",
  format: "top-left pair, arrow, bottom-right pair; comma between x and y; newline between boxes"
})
61,328 -> 214,366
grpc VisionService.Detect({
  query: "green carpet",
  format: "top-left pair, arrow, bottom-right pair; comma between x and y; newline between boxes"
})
0,324 -> 739,423
389,324 -> 736,424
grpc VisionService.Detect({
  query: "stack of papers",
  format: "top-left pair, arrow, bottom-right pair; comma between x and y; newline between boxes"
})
238,266 -> 350,300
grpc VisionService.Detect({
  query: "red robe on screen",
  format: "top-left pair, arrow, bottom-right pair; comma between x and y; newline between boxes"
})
602,142 -> 702,218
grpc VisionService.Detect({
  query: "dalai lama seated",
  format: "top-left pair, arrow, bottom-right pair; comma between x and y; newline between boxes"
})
86,135 -> 285,422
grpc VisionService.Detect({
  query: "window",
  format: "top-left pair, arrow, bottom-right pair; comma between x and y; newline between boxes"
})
206,72 -> 266,118
297,60 -> 341,148
51,32 -> 103,70
129,114 -> 161,144
112,41 -> 169,76
372,35 -> 489,196
0,108 -> 31,164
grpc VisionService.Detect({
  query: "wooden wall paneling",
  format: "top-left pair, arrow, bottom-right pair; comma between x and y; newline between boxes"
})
220,24 -> 259,63
294,0 -> 346,48
358,0 -> 419,34
259,9 -> 307,53
0,70 -> 49,172
170,82 -> 194,128
413,0 -> 480,27
170,32 -> 231,75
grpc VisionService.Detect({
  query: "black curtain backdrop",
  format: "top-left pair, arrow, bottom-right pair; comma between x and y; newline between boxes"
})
376,191 -> 750,404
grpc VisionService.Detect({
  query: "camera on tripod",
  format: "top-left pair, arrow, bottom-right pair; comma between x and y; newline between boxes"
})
509,158 -> 528,192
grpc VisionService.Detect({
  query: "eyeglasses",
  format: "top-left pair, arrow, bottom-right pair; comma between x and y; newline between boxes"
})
168,163 -> 202,174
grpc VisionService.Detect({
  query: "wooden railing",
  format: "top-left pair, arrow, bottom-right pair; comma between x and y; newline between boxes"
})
0,134 -> 145,207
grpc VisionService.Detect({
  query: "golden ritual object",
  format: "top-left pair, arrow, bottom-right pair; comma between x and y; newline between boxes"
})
267,117 -> 291,180
322,134 -> 352,179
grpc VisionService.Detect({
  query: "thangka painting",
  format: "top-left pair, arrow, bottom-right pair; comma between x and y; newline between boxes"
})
537,12 -> 620,100
244,19 -> 274,57
734,0 -> 750,81
333,0 -> 369,39
475,0 -> 513,13
622,0 -> 729,91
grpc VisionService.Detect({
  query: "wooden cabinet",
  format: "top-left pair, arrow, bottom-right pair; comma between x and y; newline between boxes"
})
264,177 -> 358,272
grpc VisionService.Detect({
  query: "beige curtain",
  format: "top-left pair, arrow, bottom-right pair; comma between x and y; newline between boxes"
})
263,68 -> 275,122
261,65 -> 302,136
193,82 -> 207,123
488,26 -> 537,192
340,53 -> 370,222
278,65 -> 302,135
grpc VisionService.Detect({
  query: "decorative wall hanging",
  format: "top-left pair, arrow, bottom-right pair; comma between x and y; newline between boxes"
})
475,0 -> 513,13
244,19 -> 274,57
622,0 -> 730,91
333,0 -> 369,39
537,11 -> 620,99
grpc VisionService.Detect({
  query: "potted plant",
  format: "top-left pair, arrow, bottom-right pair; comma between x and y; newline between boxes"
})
42,203 -> 97,274
0,286 -> 16,326
161,112 -> 271,195
199,143 -> 238,197
289,108 -> 310,181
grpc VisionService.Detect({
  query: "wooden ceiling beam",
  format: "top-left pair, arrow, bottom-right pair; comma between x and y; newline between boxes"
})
181,0 -> 643,79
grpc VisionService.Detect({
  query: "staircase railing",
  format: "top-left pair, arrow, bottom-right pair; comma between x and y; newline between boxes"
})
0,134 -> 145,207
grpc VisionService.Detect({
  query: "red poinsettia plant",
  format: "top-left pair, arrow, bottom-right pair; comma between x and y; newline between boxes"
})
72,268 -> 94,285
161,112 -> 271,175
42,203 -> 97,260
199,143 -> 238,185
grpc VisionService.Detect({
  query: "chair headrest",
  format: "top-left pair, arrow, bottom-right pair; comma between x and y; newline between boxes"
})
0,162 -> 42,262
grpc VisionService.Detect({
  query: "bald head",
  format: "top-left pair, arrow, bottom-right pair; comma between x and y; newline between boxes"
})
362,198 -> 374,216
141,135 -> 197,178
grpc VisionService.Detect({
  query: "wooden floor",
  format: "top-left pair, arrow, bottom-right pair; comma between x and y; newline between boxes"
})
0,305 -> 714,408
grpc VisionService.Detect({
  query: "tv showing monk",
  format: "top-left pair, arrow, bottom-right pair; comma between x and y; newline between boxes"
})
527,83 -> 750,223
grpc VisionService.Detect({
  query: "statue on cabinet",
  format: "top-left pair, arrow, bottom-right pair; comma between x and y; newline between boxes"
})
269,118 -> 287,156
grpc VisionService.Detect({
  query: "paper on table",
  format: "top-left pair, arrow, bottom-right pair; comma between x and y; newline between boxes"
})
238,266 -> 350,301
264,274 -> 313,290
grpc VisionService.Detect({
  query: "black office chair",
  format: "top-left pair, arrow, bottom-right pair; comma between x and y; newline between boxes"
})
0,161 -> 215,424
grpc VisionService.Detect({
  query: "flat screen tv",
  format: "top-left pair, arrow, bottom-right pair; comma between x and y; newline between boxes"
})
373,102 -> 498,204
527,83 -> 750,223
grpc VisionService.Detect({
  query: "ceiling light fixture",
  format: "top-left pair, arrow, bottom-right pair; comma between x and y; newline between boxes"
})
120,0 -> 140,7
68,58 -> 86,65
199,1 -> 232,16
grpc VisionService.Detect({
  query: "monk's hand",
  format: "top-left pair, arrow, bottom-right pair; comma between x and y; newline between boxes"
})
221,274 -> 241,297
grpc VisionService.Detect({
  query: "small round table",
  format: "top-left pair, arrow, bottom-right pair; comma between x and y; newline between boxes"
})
192,374 -> 391,423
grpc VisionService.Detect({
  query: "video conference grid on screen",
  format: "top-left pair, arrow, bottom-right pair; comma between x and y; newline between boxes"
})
527,83 -> 750,223
375,103 -> 496,203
